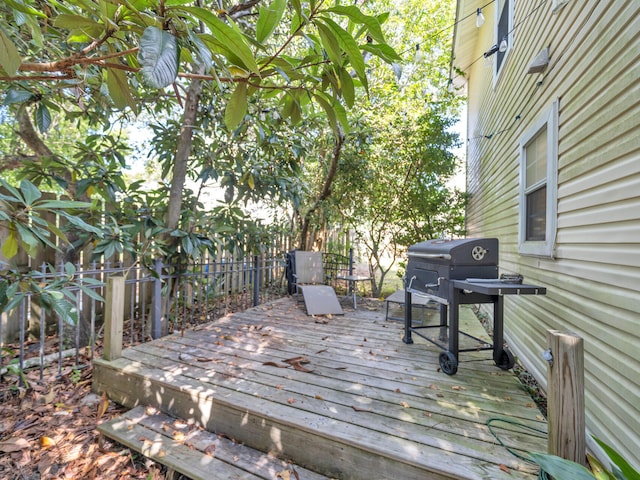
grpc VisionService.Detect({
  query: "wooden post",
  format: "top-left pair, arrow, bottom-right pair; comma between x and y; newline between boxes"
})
546,329 -> 586,465
103,276 -> 125,361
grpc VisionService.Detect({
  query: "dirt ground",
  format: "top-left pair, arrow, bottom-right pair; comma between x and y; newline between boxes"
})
0,353 -> 168,480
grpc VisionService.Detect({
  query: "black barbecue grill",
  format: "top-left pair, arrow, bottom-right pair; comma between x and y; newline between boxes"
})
403,238 -> 546,375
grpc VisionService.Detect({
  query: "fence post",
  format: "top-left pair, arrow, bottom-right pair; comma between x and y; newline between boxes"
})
546,329 -> 586,466
151,258 -> 163,340
103,276 -> 125,361
253,254 -> 260,307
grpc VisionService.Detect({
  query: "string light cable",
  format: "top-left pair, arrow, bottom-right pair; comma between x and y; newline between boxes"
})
449,0 -> 550,87
485,418 -> 551,480
468,0 -> 600,142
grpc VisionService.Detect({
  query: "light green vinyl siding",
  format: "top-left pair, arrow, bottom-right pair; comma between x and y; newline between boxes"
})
455,0 -> 640,468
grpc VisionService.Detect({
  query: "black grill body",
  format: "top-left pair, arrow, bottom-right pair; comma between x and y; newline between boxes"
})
406,238 -> 498,298
403,238 -> 546,375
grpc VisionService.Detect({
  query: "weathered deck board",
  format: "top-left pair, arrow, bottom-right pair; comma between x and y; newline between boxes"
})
98,406 -> 331,480
93,297 -> 547,480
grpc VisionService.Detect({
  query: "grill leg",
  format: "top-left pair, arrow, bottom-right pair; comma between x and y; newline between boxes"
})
403,290 -> 413,344
448,285 -> 460,362
493,295 -> 504,363
439,303 -> 448,342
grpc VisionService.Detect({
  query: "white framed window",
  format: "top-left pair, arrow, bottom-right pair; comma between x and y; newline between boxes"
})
495,0 -> 514,80
518,99 -> 559,257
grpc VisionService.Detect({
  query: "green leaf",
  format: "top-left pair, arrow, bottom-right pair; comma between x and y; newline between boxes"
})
316,21 -> 343,66
53,14 -> 101,30
106,67 -> 137,112
326,5 -> 386,44
224,82 -> 248,131
64,262 -> 76,277
256,0 -> 286,43
180,7 -> 260,75
318,17 -> 368,94
339,67 -> 355,107
78,284 -> 104,303
332,98 -> 350,134
593,438 -> 640,480
3,88 -> 33,105
137,26 -> 180,88
1,231 -> 19,259
313,92 -> 339,135
362,43 -> 401,65
35,200 -> 92,210
15,222 -> 41,256
19,179 -> 42,206
3,0 -> 47,17
35,104 -> 51,133
57,211 -> 104,236
189,31 -> 212,71
0,27 -> 21,77
529,453 -> 596,480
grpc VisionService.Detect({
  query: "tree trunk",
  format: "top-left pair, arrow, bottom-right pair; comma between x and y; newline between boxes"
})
165,73 -> 204,232
299,132 -> 344,249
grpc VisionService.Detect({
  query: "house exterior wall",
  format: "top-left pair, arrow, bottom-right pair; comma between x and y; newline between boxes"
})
454,0 -> 640,467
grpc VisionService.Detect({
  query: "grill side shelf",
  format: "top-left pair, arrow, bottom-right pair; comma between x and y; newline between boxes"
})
452,280 -> 547,296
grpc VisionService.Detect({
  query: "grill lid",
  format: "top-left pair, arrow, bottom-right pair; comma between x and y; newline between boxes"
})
407,238 -> 498,266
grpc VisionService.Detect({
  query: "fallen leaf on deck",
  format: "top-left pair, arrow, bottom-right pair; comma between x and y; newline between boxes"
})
172,431 -> 185,442
287,398 -> 296,404
277,470 -> 291,480
0,437 -> 30,453
204,444 -> 216,455
351,405 -> 373,413
283,356 -> 310,364
395,388 -> 402,393
400,402 -> 410,408
451,385 -> 466,391
263,361 -> 288,368
291,362 -> 313,373
499,464 -> 510,473
314,394 -> 324,400
97,392 -> 109,419
39,436 -> 56,449
315,348 -> 328,354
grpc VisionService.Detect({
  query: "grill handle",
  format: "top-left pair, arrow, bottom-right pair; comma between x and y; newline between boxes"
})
407,252 -> 452,260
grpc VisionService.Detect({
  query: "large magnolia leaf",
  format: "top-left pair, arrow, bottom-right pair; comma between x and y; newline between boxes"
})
318,17 -> 368,94
180,7 -> 260,76
326,6 -> 386,44
35,104 -> 51,133
224,82 -> 248,131
0,27 -> 21,76
256,0 -> 286,43
106,67 -> 138,112
137,26 -> 180,88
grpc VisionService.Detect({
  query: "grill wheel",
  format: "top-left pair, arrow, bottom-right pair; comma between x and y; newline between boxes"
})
495,348 -> 515,370
439,351 -> 458,375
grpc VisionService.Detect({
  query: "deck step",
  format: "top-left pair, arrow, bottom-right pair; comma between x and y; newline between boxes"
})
98,405 -> 331,480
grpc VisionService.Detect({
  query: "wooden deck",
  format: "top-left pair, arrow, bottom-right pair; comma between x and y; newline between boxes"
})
93,297 -> 547,480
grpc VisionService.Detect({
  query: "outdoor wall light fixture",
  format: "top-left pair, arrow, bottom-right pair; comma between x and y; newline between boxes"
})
484,44 -> 499,58
499,36 -> 508,53
476,8 -> 485,27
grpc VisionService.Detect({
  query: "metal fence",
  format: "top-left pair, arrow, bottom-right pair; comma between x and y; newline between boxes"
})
1,251 -> 350,387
